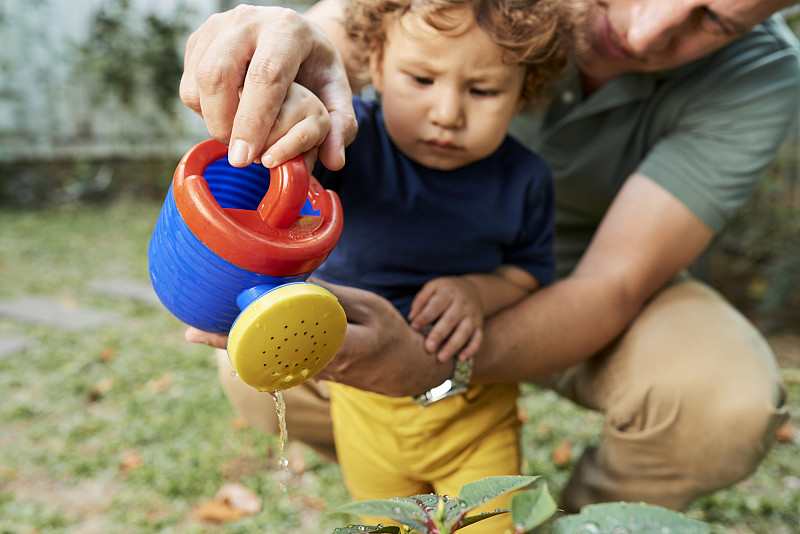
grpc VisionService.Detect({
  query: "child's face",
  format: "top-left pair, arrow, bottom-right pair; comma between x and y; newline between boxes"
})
369,10 -> 526,171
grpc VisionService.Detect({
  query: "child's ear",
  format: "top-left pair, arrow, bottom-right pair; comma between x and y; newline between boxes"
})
368,48 -> 385,93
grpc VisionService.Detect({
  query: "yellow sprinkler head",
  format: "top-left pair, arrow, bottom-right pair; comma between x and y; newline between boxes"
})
227,283 -> 347,391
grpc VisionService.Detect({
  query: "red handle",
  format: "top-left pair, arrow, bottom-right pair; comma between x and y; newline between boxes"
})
257,156 -> 309,228
174,139 -> 343,276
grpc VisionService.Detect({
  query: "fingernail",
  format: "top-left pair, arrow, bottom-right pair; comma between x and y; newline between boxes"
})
339,145 -> 346,164
228,139 -> 249,166
262,154 -> 275,168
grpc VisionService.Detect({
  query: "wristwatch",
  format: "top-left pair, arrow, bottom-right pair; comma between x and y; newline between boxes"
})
412,357 -> 474,407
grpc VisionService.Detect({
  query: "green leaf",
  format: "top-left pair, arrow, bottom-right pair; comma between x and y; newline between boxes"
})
337,498 -> 429,533
455,509 -> 508,530
458,476 -> 539,512
552,502 -> 712,534
510,484 -> 557,532
334,525 -> 402,534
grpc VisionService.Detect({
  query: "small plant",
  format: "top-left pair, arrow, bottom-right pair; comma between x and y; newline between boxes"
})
333,475 -> 557,533
332,475 -> 714,534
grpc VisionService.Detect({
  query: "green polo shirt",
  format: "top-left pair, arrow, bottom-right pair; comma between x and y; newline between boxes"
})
510,16 -> 800,279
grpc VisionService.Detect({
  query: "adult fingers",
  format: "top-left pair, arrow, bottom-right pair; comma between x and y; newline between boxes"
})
181,6 -> 339,167
185,327 -> 228,350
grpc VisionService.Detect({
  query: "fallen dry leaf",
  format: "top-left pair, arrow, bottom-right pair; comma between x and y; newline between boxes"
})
775,421 -> 797,443
290,493 -> 326,511
145,373 -> 172,393
552,440 -> 573,467
87,376 -> 115,402
194,499 -> 247,523
517,406 -> 529,423
120,450 -> 143,474
194,483 -> 261,523
216,482 -> 261,516
100,347 -> 116,362
230,417 -> 249,431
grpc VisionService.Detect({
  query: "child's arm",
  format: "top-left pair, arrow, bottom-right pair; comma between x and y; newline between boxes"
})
408,265 -> 539,362
257,82 -> 331,170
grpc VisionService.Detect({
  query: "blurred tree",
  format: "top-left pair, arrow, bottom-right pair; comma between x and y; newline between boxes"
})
76,0 -> 194,118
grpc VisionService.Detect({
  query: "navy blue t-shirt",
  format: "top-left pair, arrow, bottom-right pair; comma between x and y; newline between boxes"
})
313,97 -> 554,318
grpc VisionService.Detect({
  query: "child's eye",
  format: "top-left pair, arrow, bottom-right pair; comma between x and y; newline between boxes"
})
700,8 -> 727,35
470,87 -> 499,97
411,75 -> 433,86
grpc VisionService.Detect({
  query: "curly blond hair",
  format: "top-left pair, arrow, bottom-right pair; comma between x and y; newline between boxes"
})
344,0 -> 578,103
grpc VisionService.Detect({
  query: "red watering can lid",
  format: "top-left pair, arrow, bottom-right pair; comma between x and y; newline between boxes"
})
173,139 -> 343,277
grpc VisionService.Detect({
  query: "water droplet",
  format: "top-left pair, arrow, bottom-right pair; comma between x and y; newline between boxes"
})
300,369 -> 309,378
284,374 -> 293,382
392,507 -> 401,514
578,523 -> 600,534
230,371 -> 238,377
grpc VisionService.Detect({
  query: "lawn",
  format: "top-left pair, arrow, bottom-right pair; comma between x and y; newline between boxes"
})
0,200 -> 798,533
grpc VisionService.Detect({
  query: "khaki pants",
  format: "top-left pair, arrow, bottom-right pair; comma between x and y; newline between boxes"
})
216,278 -> 788,511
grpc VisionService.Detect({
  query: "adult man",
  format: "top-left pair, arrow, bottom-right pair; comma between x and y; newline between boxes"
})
180,0 -> 800,512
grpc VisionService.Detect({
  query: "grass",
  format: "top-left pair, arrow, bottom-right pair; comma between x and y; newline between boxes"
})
0,199 -> 798,533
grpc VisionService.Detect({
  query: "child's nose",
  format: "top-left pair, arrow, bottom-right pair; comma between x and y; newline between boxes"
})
429,89 -> 465,128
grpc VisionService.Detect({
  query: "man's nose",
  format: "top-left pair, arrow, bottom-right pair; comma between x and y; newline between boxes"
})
626,1 -> 685,57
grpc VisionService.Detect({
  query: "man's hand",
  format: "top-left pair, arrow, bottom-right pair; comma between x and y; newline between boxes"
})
185,281 -> 453,397
310,280 -> 454,397
185,327 -> 227,349
180,5 -> 357,169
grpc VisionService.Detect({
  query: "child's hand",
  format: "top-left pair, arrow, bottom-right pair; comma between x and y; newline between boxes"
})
408,277 -> 483,362
257,82 -> 331,171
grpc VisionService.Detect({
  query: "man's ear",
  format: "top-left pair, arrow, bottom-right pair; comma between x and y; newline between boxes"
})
368,47 -> 384,93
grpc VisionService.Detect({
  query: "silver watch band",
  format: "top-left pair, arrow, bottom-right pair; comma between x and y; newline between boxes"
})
412,357 -> 474,407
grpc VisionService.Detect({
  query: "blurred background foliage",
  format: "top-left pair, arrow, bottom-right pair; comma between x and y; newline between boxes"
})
0,0 -> 798,334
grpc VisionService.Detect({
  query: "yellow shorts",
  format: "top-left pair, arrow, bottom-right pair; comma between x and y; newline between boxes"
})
329,381 -> 521,534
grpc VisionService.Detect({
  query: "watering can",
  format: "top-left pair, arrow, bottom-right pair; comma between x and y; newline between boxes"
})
148,139 -> 346,392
